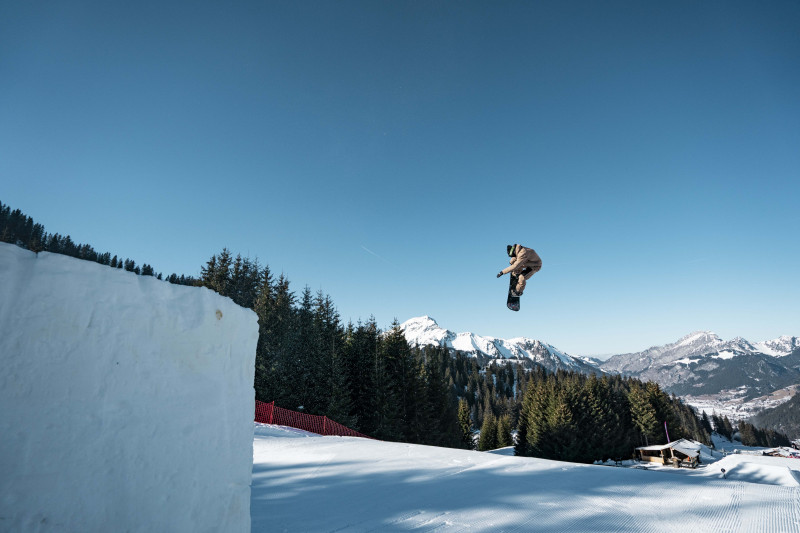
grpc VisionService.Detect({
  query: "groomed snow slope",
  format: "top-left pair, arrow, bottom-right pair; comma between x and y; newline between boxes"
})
0,243 -> 258,533
252,424 -> 800,532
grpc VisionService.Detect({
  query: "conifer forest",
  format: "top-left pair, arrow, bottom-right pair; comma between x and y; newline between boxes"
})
1,200 -> 791,460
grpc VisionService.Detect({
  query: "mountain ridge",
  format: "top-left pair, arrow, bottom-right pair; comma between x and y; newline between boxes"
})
399,316 -> 599,374
400,316 -> 799,409
401,316 -> 797,374
599,331 -> 799,396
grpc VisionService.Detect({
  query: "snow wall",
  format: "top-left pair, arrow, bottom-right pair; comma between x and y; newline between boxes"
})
0,243 -> 258,532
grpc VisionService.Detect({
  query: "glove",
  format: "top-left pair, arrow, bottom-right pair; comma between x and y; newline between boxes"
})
497,271 -> 503,278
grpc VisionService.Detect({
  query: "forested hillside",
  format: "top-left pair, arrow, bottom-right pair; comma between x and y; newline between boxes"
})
5,199 -> 789,462
747,348 -> 800,440
749,387 -> 800,440
708,413 -> 790,447
0,200 -> 195,285
514,369 -> 711,462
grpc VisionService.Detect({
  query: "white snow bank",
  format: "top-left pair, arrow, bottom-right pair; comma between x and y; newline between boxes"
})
0,244 -> 258,533
702,454 -> 800,487
485,446 -> 516,456
254,422 -> 320,438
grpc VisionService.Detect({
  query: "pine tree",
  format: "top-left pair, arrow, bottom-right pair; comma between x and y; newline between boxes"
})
645,383 -> 680,444
457,398 -> 474,450
29,223 -> 45,253
722,416 -> 734,441
711,414 -> 723,437
606,376 -> 634,459
628,384 -> 659,447
701,411 -> 713,436
292,287 -> 316,412
738,420 -> 757,446
326,346 -> 356,429
496,414 -> 513,448
342,318 -> 380,435
546,386 -> 578,461
253,266 -> 276,402
515,379 -> 533,457
0,202 -> 8,243
578,375 -> 606,462
419,347 -> 460,447
61,235 -> 77,257
258,274 -> 295,408
407,355 -> 434,444
373,321 -> 412,441
561,374 -> 592,462
201,254 -> 218,287
524,375 -> 555,458
313,292 -> 354,427
478,414 -> 498,451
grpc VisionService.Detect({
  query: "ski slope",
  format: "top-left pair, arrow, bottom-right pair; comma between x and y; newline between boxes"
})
252,424 -> 800,532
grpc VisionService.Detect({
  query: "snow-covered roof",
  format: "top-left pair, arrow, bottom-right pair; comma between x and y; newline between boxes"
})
636,439 -> 700,457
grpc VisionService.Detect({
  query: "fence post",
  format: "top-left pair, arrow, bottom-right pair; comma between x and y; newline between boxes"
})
323,417 -> 328,436
269,401 -> 274,425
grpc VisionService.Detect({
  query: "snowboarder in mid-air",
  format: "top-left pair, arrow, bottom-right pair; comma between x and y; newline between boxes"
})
497,244 -> 541,311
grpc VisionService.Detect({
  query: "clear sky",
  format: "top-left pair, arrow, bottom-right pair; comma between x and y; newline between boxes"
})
2,1 -> 798,355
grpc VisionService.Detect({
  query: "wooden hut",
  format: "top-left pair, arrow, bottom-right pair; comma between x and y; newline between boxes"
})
635,439 -> 700,468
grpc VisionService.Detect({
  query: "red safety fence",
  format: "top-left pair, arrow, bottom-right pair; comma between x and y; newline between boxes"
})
255,400 -> 373,439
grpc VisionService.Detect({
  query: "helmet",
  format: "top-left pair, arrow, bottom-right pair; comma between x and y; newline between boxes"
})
507,244 -> 516,257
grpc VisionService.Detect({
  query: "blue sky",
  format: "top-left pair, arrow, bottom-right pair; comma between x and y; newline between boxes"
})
2,1 -> 798,355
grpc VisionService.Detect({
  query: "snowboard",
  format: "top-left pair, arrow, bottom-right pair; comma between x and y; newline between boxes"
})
506,273 -> 520,312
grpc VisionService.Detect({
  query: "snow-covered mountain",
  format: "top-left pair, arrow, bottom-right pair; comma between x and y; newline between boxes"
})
600,331 -> 800,401
755,336 -> 800,357
401,316 -> 799,416
603,332 -> 768,375
601,331 -> 798,375
399,316 -> 599,374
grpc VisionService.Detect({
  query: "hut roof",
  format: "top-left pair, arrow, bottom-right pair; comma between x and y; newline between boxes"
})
635,439 -> 700,458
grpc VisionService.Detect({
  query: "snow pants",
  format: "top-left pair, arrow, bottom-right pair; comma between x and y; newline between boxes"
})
514,263 -> 540,295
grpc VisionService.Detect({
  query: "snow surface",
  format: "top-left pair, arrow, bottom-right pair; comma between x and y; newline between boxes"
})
544,343 -> 577,367
678,331 -> 720,348
252,424 -> 800,532
0,243 -> 258,532
713,350 -> 738,360
705,455 -> 800,487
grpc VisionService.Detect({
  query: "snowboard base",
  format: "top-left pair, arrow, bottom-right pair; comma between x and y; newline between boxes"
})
507,273 -> 520,312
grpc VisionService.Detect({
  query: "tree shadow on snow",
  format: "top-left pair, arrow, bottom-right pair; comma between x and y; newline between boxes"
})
250,438 -> 799,533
